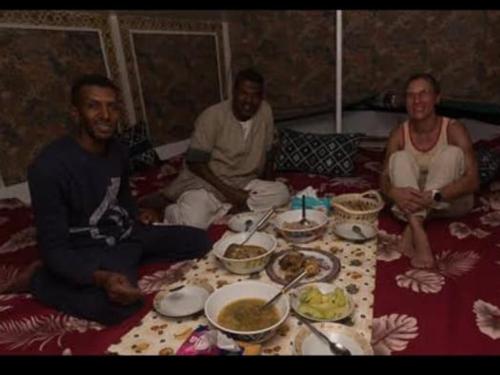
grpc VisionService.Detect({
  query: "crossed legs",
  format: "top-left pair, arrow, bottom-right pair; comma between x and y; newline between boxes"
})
389,147 -> 467,269
400,216 -> 435,269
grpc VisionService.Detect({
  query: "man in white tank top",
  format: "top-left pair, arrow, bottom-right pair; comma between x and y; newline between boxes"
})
380,73 -> 479,269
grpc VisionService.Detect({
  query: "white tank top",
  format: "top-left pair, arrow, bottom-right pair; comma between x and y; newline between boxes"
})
402,116 -> 451,188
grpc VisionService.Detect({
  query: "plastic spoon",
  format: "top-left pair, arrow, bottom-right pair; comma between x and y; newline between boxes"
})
352,224 -> 368,240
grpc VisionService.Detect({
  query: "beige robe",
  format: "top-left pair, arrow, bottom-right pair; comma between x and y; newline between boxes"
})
163,99 -> 274,203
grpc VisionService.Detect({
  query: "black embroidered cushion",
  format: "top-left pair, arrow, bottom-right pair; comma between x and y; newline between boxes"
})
276,128 -> 363,177
119,122 -> 160,173
475,146 -> 500,186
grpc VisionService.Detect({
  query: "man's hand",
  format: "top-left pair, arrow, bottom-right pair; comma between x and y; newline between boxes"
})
225,187 -> 250,213
390,187 -> 428,214
94,270 -> 143,305
421,190 -> 435,209
138,208 -> 161,225
187,161 -> 249,212
137,193 -> 170,224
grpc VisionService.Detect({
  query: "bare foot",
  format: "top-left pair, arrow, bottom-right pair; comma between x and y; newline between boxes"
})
0,260 -> 42,294
408,216 -> 435,269
410,253 -> 435,269
399,225 -> 415,258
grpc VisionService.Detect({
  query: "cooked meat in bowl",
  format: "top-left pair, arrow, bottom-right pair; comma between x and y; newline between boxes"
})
224,244 -> 268,259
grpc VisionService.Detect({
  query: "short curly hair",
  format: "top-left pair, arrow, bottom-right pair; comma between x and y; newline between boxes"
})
71,74 -> 119,106
233,68 -> 264,90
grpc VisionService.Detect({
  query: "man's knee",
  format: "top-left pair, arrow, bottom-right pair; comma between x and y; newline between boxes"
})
246,180 -> 290,210
436,145 -> 464,167
389,150 -> 415,170
165,189 -> 227,229
275,181 -> 291,202
388,150 -> 420,187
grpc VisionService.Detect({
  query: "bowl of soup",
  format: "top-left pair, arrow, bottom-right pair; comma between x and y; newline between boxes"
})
273,209 -> 328,243
212,232 -> 277,274
204,281 -> 290,343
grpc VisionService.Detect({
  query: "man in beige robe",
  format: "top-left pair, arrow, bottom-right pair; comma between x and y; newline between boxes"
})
140,68 -> 289,229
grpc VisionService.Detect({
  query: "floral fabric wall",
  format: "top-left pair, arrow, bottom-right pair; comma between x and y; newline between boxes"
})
227,10 -> 500,112
118,14 -> 225,146
228,10 -> 336,119
1,10 -> 500,187
343,10 -> 500,105
0,11 -> 117,186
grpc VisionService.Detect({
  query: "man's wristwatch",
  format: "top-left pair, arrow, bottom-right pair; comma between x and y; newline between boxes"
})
431,189 -> 443,203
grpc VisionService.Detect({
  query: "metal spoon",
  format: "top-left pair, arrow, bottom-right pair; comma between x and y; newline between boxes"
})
260,269 -> 308,311
244,219 -> 253,232
238,207 -> 274,246
300,195 -> 310,226
295,315 -> 352,356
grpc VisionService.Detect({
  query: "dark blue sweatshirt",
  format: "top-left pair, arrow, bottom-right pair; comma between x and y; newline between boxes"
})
28,136 -> 138,286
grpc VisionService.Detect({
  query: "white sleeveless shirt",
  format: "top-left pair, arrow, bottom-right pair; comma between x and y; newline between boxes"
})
402,116 -> 452,188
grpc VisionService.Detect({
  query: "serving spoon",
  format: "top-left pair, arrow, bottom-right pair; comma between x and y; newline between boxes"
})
238,207 -> 275,246
226,208 -> 275,255
260,269 -> 308,311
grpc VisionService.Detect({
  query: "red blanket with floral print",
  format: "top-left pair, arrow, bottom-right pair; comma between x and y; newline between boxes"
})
1,146 -> 499,355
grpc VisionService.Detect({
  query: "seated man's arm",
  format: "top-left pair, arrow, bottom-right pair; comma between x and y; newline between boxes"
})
187,157 -> 248,210
28,163 -> 103,286
438,121 -> 480,201
185,107 -> 249,210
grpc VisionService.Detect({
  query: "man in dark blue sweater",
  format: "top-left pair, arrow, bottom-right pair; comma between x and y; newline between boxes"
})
1,74 -> 211,325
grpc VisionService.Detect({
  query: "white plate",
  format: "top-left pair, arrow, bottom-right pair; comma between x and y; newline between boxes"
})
227,211 -> 268,232
294,322 -> 373,355
153,285 -> 210,318
290,283 -> 354,322
332,221 -> 377,241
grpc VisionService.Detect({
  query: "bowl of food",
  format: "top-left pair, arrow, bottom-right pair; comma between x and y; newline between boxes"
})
290,282 -> 354,322
204,281 -> 290,343
331,190 -> 384,224
212,232 -> 277,274
273,209 -> 328,243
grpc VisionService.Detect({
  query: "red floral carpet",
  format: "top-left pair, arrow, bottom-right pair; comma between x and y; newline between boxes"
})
1,147 -> 499,355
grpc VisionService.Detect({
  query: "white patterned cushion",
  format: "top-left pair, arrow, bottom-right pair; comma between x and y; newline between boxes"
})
276,129 -> 362,176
